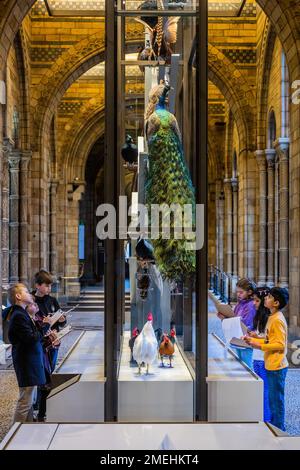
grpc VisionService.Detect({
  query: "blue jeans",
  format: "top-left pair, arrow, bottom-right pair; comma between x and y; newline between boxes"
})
233,347 -> 253,370
266,367 -> 288,431
49,348 -> 59,372
253,360 -> 271,422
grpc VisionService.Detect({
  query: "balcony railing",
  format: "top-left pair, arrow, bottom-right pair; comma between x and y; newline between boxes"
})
208,265 -> 235,304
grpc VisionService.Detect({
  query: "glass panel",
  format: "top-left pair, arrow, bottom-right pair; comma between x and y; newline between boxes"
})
118,0 -> 198,12
117,10 -> 199,423
118,0 -> 246,16
44,0 -> 105,16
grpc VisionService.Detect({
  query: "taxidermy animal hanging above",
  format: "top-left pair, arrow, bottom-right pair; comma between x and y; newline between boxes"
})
145,83 -> 196,282
135,0 -> 181,64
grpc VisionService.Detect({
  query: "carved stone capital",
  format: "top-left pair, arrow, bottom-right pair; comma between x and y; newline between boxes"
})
255,149 -> 266,170
50,179 -> 59,195
2,137 -> 14,157
231,177 -> 238,192
265,149 -> 276,169
67,182 -> 85,202
8,153 -> 21,171
20,150 -> 32,171
274,137 -> 289,163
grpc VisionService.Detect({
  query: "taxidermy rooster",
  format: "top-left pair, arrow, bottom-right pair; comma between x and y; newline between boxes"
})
159,334 -> 175,368
132,313 -> 158,374
135,0 -> 181,64
145,84 -> 196,281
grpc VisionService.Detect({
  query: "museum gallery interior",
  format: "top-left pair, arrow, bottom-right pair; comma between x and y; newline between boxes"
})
0,0 -> 300,451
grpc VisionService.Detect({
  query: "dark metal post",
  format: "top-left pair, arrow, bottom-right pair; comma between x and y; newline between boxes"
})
183,279 -> 193,351
195,0 -> 208,422
104,0 -> 118,422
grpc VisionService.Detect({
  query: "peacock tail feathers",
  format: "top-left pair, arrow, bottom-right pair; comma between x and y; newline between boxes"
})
145,103 -> 196,282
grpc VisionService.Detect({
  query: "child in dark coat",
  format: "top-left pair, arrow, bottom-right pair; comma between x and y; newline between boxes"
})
8,283 -> 51,423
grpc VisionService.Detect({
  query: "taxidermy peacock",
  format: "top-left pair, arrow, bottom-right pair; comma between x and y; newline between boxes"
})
145,84 -> 196,282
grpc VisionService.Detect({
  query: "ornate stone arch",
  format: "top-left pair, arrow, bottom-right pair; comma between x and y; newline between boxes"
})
58,97 -> 105,179
208,44 -> 256,151
256,19 -> 277,150
256,0 -> 300,82
71,117 -> 105,183
13,28 -> 31,149
64,110 -> 105,182
0,0 -> 37,78
31,34 -> 105,150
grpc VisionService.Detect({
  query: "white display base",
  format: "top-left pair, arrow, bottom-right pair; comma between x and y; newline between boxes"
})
2,422 -> 299,450
46,331 -> 105,423
207,334 -> 263,422
118,331 -> 194,422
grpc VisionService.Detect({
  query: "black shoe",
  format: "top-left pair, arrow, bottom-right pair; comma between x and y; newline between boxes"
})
37,416 -> 46,422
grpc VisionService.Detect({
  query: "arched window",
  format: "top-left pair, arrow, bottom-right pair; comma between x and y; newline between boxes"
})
79,222 -> 85,261
12,106 -> 19,148
268,110 -> 276,148
232,150 -> 237,178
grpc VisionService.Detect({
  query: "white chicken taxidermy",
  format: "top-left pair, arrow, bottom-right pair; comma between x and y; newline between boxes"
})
135,0 -> 180,64
132,312 -> 158,375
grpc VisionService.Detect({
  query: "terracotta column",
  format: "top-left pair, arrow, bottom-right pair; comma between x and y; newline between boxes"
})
2,138 -> 13,290
64,183 -> 85,299
8,152 -> 21,283
224,178 -> 233,275
216,180 -> 224,271
255,150 -> 268,285
49,179 -> 59,275
19,151 -> 32,284
265,148 -> 276,286
275,138 -> 289,288
232,177 -> 238,279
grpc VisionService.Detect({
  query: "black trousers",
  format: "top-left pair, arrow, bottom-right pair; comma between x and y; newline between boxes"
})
37,385 -> 51,419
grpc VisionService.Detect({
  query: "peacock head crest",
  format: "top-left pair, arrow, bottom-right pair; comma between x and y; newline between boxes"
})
156,84 -> 170,109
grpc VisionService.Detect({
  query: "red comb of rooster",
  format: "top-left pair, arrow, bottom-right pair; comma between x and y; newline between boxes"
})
147,312 -> 153,321
132,327 -> 139,337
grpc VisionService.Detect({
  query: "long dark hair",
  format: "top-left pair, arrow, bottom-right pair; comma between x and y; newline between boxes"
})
253,287 -> 270,333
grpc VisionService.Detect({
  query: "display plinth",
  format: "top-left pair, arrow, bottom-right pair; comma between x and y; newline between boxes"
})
207,334 -> 263,422
118,331 -> 194,422
46,331 -> 105,423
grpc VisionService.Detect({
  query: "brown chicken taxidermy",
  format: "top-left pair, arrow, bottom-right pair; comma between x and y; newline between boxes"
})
159,334 -> 175,368
136,0 -> 181,64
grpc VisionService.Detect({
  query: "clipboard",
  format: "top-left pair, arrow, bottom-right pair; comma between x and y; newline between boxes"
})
49,309 -> 65,327
230,337 -> 252,349
55,325 -> 72,341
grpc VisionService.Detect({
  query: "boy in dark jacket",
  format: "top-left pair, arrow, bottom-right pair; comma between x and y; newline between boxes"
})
7,283 -> 51,423
32,269 -> 66,370
32,270 -> 66,421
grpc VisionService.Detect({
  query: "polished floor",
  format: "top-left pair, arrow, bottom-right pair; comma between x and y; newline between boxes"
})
2,422 -> 300,450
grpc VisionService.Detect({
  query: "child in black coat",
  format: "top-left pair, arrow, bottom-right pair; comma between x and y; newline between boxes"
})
8,284 -> 51,423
